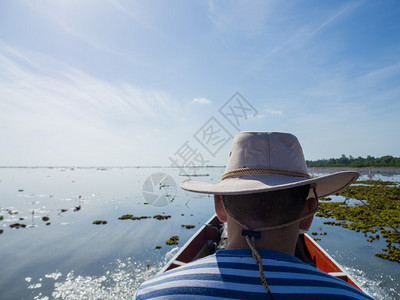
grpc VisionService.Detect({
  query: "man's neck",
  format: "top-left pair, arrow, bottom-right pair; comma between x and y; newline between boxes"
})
225,219 -> 300,256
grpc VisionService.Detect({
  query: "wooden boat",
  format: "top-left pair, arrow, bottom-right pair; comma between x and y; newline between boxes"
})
159,214 -> 365,293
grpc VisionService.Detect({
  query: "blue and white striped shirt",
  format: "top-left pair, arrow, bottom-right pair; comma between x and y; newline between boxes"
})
134,249 -> 373,299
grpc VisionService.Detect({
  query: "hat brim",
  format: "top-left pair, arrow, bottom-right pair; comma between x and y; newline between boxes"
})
180,171 -> 359,198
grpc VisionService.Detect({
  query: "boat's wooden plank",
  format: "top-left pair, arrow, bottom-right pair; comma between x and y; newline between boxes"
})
172,260 -> 186,266
304,233 -> 363,291
329,272 -> 350,282
158,215 -> 221,274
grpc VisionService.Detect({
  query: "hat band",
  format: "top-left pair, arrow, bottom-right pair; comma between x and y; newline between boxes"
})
222,167 -> 311,181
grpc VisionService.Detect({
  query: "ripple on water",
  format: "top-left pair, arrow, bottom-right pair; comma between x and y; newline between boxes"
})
31,247 -> 179,300
345,266 -> 400,300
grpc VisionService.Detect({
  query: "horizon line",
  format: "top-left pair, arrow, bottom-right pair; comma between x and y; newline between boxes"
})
0,165 -> 227,169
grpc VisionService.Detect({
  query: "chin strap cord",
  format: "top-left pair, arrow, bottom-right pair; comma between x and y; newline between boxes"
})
221,187 -> 319,300
245,233 -> 274,300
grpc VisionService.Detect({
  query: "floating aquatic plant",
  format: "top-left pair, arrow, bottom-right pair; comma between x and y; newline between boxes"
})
153,215 -> 171,220
165,236 -> 179,245
318,180 -> 400,263
320,197 -> 332,201
119,214 -> 134,220
93,220 -> 107,225
9,223 -> 26,229
118,214 -> 153,220
357,180 -> 398,186
181,224 -> 195,229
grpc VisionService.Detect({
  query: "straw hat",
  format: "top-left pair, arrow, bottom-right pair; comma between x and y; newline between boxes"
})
180,131 -> 359,197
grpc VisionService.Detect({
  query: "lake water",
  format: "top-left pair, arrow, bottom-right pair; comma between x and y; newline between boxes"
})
0,167 -> 399,299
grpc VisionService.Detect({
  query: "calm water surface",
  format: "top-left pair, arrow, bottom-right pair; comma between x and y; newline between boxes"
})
0,167 -> 399,299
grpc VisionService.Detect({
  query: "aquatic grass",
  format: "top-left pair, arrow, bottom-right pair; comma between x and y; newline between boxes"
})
165,236 -> 179,245
118,214 -> 171,221
181,224 -> 195,229
9,223 -> 26,229
153,215 -> 171,220
356,180 -> 399,186
318,180 -> 400,263
320,197 -> 332,201
93,220 -> 107,225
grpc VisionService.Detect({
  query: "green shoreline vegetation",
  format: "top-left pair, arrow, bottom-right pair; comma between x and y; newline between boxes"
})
317,180 -> 400,263
307,155 -> 400,167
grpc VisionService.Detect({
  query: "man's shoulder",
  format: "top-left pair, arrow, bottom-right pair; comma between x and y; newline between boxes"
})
133,253 -> 220,299
134,249 -> 373,300
141,252 -> 219,283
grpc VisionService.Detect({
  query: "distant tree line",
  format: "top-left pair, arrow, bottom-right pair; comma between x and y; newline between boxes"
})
306,154 -> 400,167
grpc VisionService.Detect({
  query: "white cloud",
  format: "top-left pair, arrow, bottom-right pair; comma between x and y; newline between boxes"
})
265,109 -> 283,114
313,2 -> 361,34
207,0 -> 275,37
19,0 -> 141,64
0,43 -> 179,120
0,43 -> 181,165
107,0 -> 166,39
192,97 -> 212,105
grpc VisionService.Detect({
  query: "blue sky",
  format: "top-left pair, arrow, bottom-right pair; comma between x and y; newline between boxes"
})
0,0 -> 399,166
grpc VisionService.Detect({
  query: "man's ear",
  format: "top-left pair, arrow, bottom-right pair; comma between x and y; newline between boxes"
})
299,197 -> 318,231
214,195 -> 227,222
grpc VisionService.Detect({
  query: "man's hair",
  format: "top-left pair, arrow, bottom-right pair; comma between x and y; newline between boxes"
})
221,184 -> 311,226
